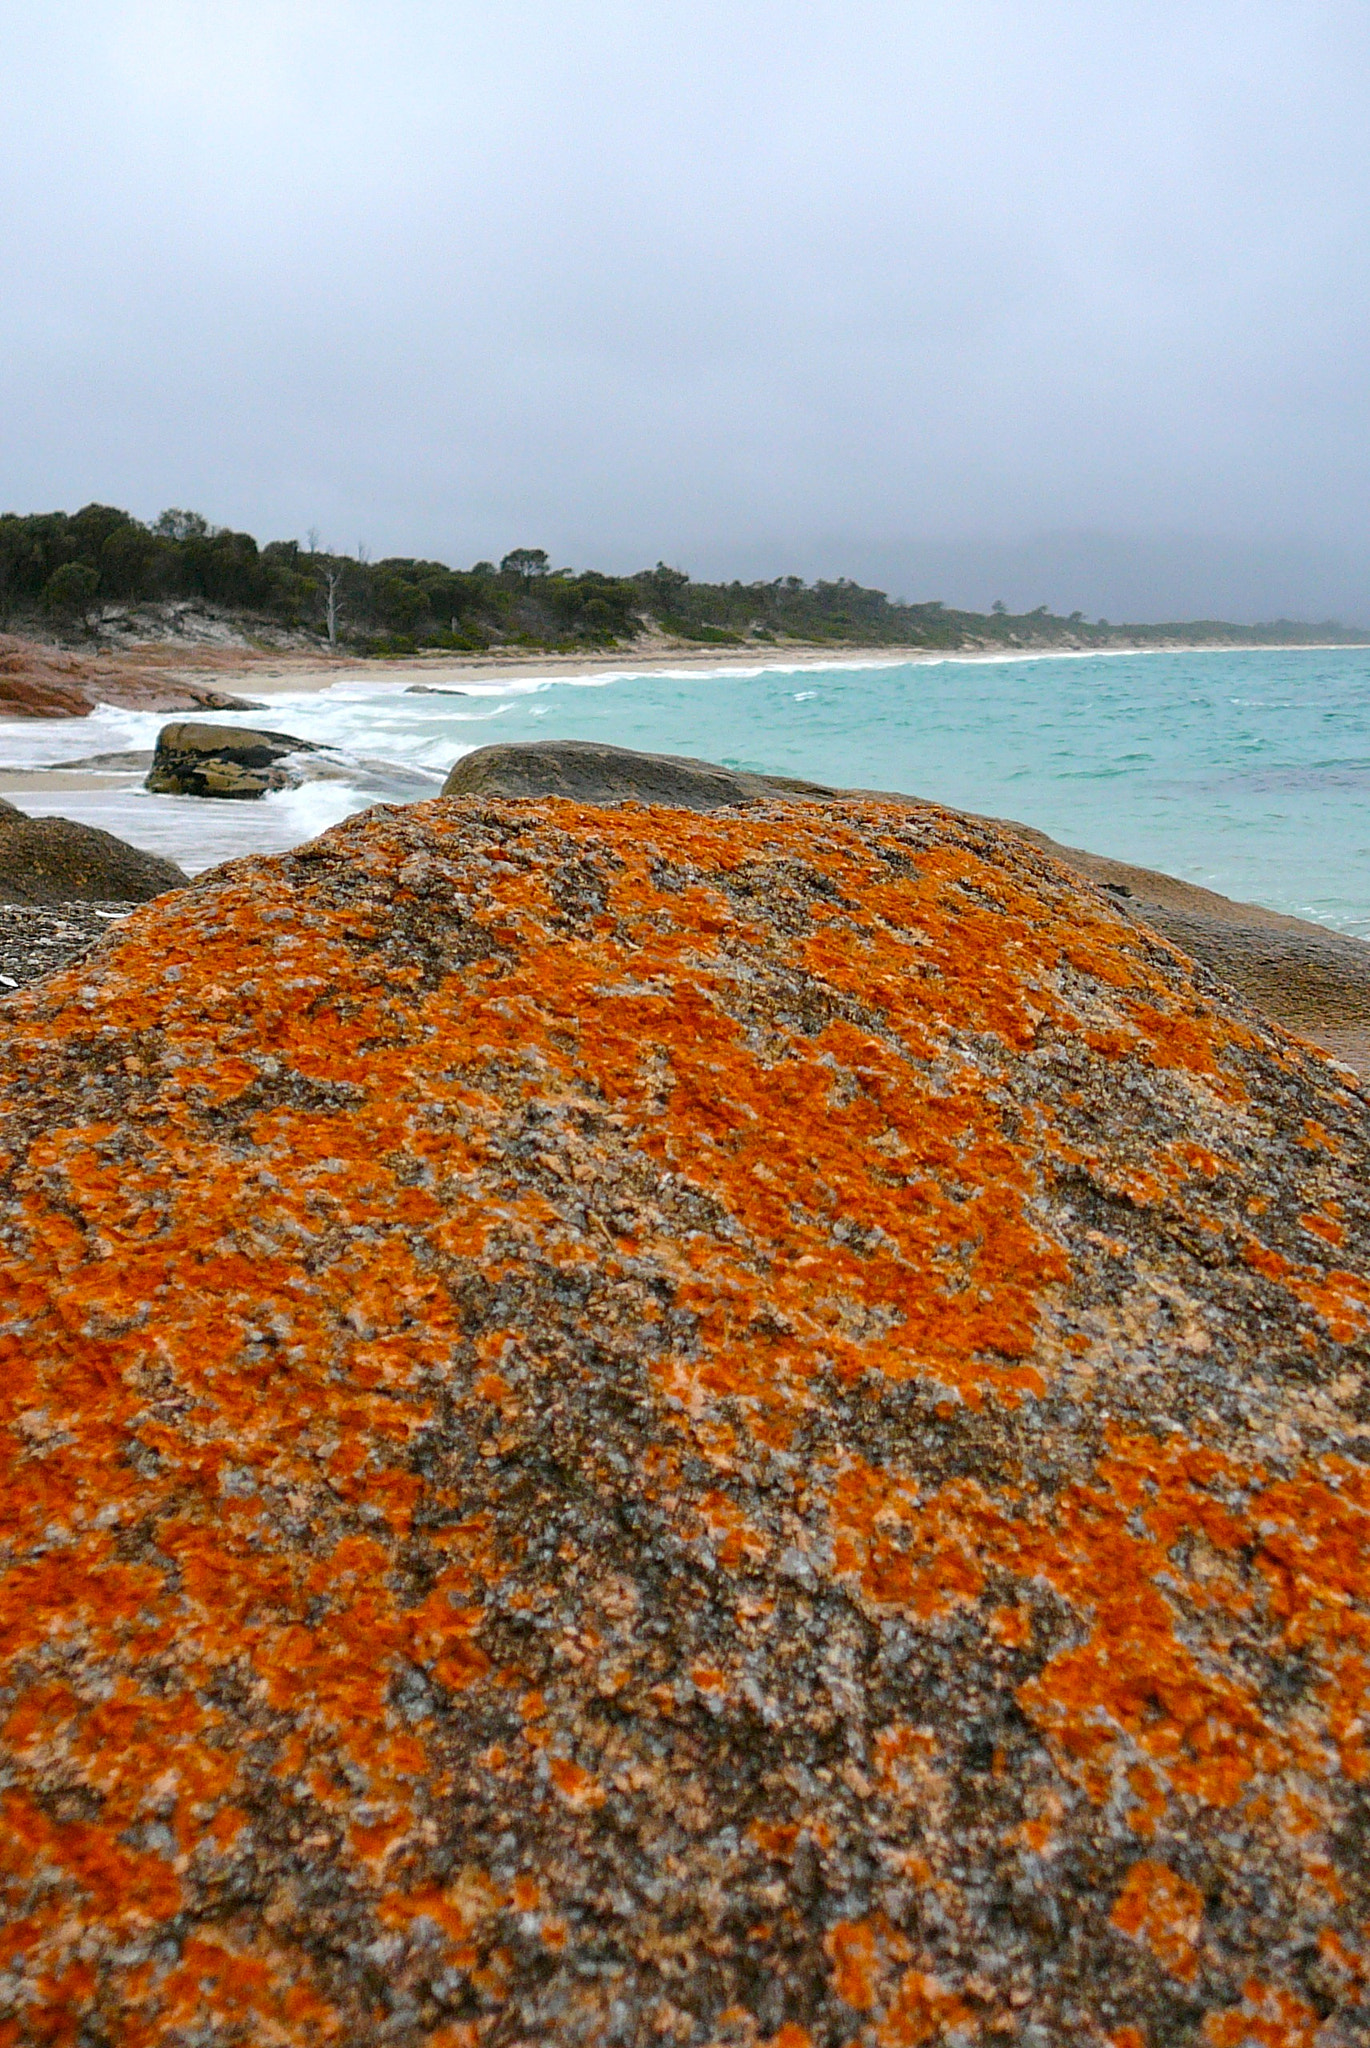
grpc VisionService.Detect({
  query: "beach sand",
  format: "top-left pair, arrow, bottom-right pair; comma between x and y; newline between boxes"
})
4,630 -> 1354,717
192,636 -> 1355,696
139,641 -> 954,697
80,630 -> 1358,700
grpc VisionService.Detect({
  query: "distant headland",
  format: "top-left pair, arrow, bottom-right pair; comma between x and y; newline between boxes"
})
4,503 -> 1368,663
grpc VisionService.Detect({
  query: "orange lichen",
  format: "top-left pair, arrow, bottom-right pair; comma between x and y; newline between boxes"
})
875,1970 -> 973,2048
547,1757 -> 607,1810
1203,1981 -> 1323,2047
822,1916 -> 975,2046
1110,1860 -> 1205,1982
1243,1238 -> 1370,1343
825,1917 -> 885,2010
0,793 -> 1364,2044
1300,1210 -> 1346,1249
989,1605 -> 1032,1647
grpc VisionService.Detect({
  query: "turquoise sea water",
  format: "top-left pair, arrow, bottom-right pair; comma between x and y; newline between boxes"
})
3,645 -> 1369,938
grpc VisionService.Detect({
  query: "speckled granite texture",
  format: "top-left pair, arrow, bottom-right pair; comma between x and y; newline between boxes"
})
0,903 -> 135,991
1,796 -> 1367,2046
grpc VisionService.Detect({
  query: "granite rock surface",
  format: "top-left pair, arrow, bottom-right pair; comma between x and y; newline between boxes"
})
1,795 -> 1368,2046
442,739 -> 836,811
0,802 -> 189,905
0,903 -> 136,990
997,829 -> 1370,1083
446,742 -> 1370,1078
0,634 -> 260,720
145,721 -> 320,800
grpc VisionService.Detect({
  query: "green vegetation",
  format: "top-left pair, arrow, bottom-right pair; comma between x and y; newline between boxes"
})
1,503 -> 1366,654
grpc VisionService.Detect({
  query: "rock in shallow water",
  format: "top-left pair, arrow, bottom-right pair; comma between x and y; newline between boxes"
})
145,719 -> 321,799
0,794 -> 1367,2046
147,720 -> 447,803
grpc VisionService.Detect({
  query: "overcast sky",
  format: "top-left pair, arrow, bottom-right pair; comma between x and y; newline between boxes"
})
3,1 -> 1368,619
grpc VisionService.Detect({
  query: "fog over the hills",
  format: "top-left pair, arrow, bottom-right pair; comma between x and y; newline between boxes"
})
3,1 -> 1368,622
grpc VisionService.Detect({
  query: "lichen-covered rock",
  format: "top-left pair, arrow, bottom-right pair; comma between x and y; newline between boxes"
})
0,796 -> 1367,2047
1000,826 -> 1370,1081
444,741 -> 1370,1077
0,633 -> 261,720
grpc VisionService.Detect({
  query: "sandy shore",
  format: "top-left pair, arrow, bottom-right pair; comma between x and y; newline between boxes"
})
132,634 -> 1360,698
0,770 -> 148,792
4,630 -> 1360,717
138,641 -> 967,698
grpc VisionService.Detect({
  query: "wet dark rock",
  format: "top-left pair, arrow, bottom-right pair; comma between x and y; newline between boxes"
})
146,723 -> 444,804
145,720 -> 320,799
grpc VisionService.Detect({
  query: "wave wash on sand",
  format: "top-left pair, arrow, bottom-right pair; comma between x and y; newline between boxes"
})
0,793 -> 1368,2045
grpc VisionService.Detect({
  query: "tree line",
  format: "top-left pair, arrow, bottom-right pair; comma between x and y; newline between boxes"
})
1,504 -> 1364,653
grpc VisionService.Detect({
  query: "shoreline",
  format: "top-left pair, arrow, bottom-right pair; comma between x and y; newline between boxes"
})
2,630 -> 1365,711
0,631 -> 1355,785
2,640 -> 1367,977
194,635 -> 1370,696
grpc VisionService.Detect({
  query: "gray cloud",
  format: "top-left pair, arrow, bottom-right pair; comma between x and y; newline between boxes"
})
3,0 -> 1368,618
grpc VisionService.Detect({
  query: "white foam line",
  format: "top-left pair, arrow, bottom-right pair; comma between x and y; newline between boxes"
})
247,640 -> 1370,705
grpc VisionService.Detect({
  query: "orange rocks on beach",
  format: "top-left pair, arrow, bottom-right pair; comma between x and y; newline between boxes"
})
0,794 -> 1367,2044
0,632 -> 260,720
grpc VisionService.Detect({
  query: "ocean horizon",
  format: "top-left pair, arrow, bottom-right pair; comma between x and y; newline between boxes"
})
2,642 -> 1368,941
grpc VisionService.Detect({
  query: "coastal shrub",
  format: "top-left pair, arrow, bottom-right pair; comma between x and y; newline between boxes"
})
41,561 -> 100,624
658,615 -> 744,644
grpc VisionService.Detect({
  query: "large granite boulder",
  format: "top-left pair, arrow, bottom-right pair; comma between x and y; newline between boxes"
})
145,720 -> 320,799
0,800 -> 188,903
442,736 -> 834,808
445,740 -> 1370,1075
0,793 -> 1367,2044
1000,824 -> 1370,1079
